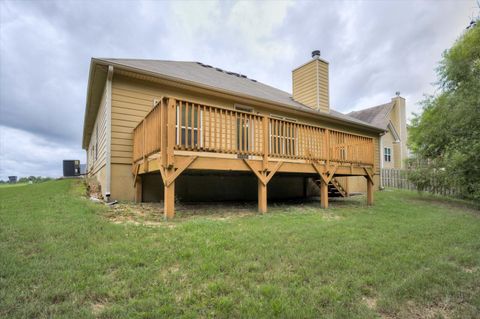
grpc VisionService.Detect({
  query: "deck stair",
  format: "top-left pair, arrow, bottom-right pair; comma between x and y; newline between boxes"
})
315,177 -> 348,197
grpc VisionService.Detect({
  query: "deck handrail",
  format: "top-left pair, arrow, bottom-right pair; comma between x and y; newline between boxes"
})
133,97 -> 375,166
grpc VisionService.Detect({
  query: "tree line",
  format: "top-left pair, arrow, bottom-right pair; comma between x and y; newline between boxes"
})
408,20 -> 479,201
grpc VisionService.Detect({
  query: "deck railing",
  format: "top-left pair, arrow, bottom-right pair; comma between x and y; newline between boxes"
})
133,97 -> 375,166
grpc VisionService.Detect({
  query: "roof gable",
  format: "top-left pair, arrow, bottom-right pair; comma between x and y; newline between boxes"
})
347,102 -> 394,129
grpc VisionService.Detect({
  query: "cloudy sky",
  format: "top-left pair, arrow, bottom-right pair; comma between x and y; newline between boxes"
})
0,0 -> 478,179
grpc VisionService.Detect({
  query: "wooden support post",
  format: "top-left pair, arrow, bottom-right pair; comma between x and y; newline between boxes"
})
160,98 -> 168,167
320,179 -> 329,209
164,168 -> 175,219
258,175 -> 267,213
364,167 -> 374,206
135,176 -> 142,203
159,156 -> 197,219
244,160 -> 282,214
366,177 -> 374,206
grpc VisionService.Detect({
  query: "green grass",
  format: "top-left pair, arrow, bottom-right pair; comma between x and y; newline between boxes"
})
1,180 -> 479,318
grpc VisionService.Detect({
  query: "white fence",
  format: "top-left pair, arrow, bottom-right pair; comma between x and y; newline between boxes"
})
380,168 -> 460,196
381,169 -> 415,190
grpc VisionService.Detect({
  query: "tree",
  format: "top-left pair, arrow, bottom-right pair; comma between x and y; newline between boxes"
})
409,21 -> 480,200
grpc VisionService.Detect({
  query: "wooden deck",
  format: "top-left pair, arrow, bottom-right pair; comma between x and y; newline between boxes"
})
132,97 -> 376,218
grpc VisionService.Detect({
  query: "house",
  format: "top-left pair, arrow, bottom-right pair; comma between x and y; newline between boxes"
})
348,95 -> 408,169
82,51 -> 385,218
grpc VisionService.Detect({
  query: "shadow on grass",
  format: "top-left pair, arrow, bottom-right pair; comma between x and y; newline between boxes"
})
406,192 -> 480,216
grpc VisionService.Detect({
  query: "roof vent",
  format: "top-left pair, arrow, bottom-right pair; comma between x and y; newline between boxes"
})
311,50 -> 321,59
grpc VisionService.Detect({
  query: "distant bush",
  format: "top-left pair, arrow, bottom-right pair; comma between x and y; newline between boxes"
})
0,176 -> 53,184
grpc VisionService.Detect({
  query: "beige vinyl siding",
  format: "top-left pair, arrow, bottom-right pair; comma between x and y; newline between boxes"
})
111,74 -> 240,165
292,61 -> 317,108
292,59 -> 329,113
317,60 -> 329,113
381,132 -> 395,169
87,83 -> 108,176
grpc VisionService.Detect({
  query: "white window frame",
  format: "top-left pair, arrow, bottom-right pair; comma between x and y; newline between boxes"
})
232,105 -> 255,152
176,104 -> 203,148
384,147 -> 392,162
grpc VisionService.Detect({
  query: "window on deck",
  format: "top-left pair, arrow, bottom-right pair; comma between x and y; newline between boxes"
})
236,116 -> 252,152
269,116 -> 297,156
176,102 -> 203,148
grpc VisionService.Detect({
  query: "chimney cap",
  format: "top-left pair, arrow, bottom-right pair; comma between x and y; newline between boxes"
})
312,50 -> 321,58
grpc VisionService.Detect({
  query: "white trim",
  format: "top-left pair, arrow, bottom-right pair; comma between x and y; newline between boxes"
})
105,65 -> 113,200
269,114 -> 297,122
234,104 -> 253,112
387,121 -> 401,143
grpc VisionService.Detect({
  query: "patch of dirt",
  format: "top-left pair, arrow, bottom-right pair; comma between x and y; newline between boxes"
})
362,296 -> 377,309
86,177 -> 103,201
103,199 -> 348,226
322,212 -> 344,221
381,300 -> 453,319
104,201 -> 261,226
462,266 -> 478,273
106,202 -> 173,227
91,302 -> 107,316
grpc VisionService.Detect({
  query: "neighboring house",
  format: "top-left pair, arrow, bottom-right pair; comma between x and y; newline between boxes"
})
82,51 -> 385,218
348,95 -> 408,169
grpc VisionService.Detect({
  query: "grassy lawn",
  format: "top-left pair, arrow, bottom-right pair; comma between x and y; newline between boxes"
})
1,180 -> 479,318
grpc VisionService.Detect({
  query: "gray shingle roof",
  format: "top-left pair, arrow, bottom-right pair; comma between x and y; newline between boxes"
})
95,58 -> 383,131
347,102 -> 394,129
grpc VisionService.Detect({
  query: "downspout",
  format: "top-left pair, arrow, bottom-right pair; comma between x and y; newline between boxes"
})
105,65 -> 113,201
379,132 -> 385,188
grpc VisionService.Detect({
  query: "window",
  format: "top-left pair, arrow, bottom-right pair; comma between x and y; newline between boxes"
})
269,116 -> 297,156
176,102 -> 203,148
237,116 -> 252,152
384,147 -> 392,162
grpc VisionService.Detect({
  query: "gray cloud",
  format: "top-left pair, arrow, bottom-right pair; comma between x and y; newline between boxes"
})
0,0 -> 477,179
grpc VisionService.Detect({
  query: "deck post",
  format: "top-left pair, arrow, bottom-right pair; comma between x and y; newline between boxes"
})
320,179 -> 329,209
366,177 -> 374,205
164,168 -> 175,219
258,176 -> 267,213
135,176 -> 142,203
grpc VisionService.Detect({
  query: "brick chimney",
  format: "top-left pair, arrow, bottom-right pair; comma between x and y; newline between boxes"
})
292,50 -> 329,112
